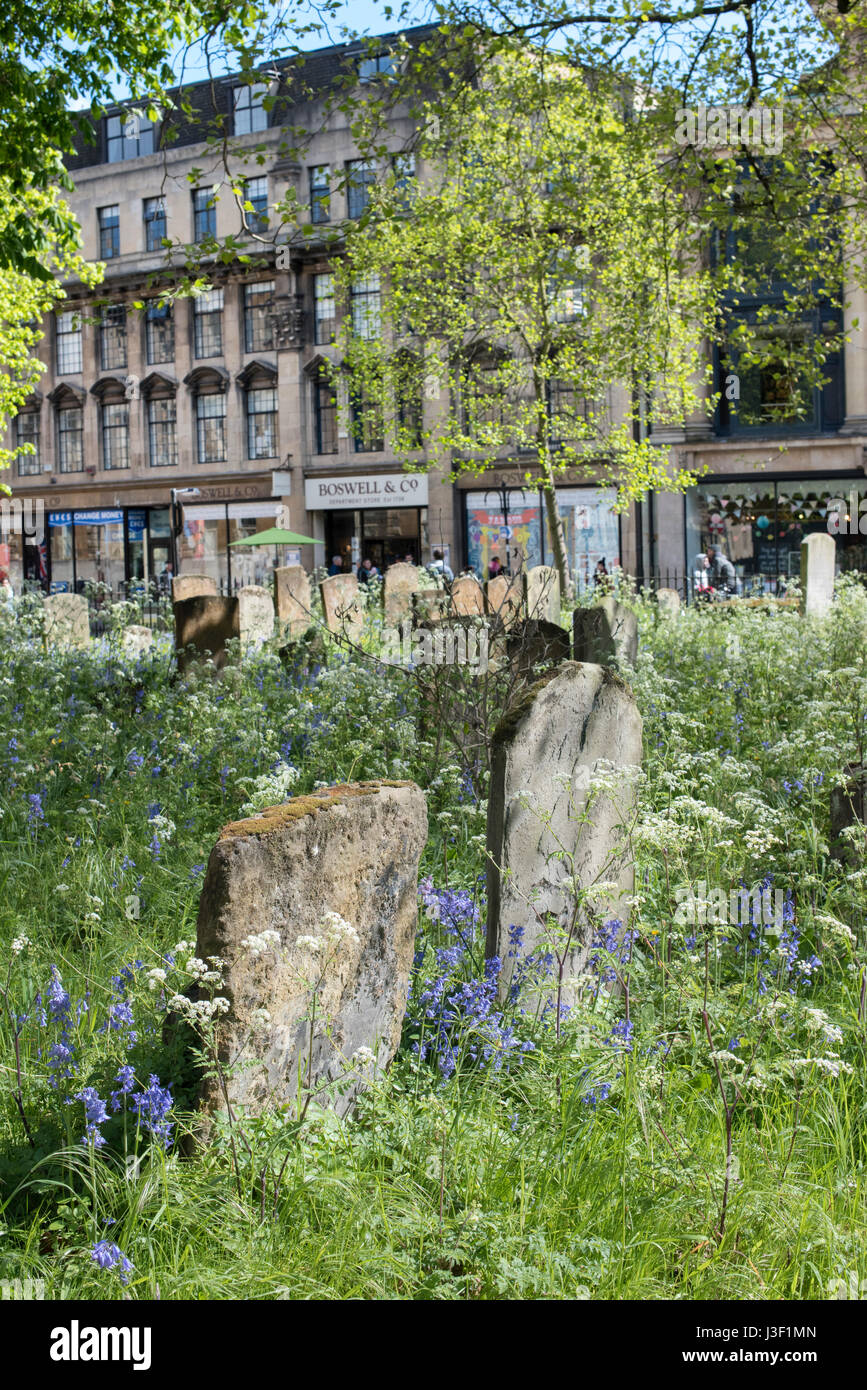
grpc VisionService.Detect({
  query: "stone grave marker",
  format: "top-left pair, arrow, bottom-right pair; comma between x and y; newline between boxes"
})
172,573 -> 217,603
238,585 -> 275,653
43,593 -> 90,651
321,573 -> 364,644
383,562 -> 420,627
573,596 -> 638,668
800,533 -> 835,617
174,595 -> 240,673
525,565 -> 561,624
274,565 -> 313,643
451,573 -> 486,617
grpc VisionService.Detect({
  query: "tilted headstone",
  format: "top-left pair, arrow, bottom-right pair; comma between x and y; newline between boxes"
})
119,624 -> 154,660
525,565 -> 561,624
193,781 -> 428,1120
800,533 -> 835,617
486,662 -> 643,1006
321,573 -> 364,644
451,573 -> 486,617
172,573 -> 217,603
274,565 -> 313,643
44,593 -> 90,651
656,587 -> 681,618
238,585 -> 275,653
383,562 -> 420,626
507,618 -> 570,683
486,574 -> 524,630
573,596 -> 638,668
174,595 -> 239,673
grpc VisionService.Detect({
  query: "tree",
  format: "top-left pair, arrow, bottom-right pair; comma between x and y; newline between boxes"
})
335,48 -> 719,595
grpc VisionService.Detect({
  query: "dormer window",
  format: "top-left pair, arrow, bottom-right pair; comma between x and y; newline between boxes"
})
107,111 -> 156,162
358,52 -> 395,83
233,83 -> 269,135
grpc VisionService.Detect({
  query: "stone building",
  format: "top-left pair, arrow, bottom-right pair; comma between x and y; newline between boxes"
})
2,23 -> 866,597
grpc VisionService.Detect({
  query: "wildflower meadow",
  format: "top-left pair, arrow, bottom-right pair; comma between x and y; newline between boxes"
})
1,581 -> 866,1302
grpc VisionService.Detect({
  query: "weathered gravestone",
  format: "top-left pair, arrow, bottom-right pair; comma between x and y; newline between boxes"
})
656,587 -> 682,619
321,573 -> 364,644
44,593 -> 90,651
486,574 -> 524,630
800,533 -> 836,617
274,565 -> 313,643
174,595 -> 239,673
573,596 -> 638,668
412,588 -> 450,624
192,781 -> 428,1119
486,661 -> 643,1006
525,565 -> 561,625
383,562 -> 420,626
238,585 -> 275,653
507,618 -> 570,683
119,625 -> 154,660
451,573 -> 486,617
172,573 -> 217,603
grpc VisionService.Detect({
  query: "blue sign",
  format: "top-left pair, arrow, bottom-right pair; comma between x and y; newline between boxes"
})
128,509 -> 147,541
48,512 -> 72,527
73,509 -> 124,526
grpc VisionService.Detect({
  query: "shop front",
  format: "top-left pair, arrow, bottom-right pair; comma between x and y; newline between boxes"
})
462,485 -> 620,590
684,475 -> 867,591
304,472 -> 429,573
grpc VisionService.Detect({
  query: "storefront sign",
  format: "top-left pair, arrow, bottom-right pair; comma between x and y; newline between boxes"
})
305,473 -> 428,511
128,509 -> 147,540
195,482 -> 271,502
48,510 -> 123,526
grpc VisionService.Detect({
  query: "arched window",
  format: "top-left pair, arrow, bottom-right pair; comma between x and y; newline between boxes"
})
185,366 -> 229,465
142,372 -> 178,469
14,397 -> 41,477
91,377 -> 130,470
237,361 -> 278,460
49,384 -> 86,474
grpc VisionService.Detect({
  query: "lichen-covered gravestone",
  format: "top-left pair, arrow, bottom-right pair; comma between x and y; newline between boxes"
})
238,585 -> 275,653
800,533 -> 836,617
486,662 -> 642,1006
321,573 -> 364,644
274,565 -> 313,643
525,565 -> 561,624
120,625 -> 153,660
486,574 -> 523,629
44,593 -> 90,651
507,618 -> 570,683
383,562 -> 419,626
174,595 -> 240,673
172,573 -> 217,603
656,587 -> 681,619
573,596 -> 638,668
192,781 -> 428,1119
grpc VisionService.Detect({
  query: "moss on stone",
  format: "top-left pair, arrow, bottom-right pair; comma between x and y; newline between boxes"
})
218,780 -> 417,840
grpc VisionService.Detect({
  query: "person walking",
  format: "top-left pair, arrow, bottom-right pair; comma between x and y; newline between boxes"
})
427,548 -> 454,583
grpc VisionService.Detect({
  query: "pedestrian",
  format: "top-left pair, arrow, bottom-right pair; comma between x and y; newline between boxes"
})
357,557 -> 380,584
488,553 -> 503,579
427,548 -> 454,583
327,554 -> 343,576
705,544 -> 737,596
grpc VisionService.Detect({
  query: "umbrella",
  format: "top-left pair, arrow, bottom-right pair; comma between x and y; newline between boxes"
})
229,526 -> 318,547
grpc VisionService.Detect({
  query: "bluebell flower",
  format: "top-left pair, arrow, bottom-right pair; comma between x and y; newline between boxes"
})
75,1087 -> 109,1147
91,1241 -> 133,1284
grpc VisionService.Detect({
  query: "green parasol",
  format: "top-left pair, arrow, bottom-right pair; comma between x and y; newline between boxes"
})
229,526 -> 319,548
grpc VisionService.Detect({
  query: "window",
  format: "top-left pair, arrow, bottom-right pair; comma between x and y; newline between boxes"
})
55,311 -> 82,374
350,273 -> 380,339
358,51 -> 395,83
15,412 -> 40,477
247,386 -> 277,459
313,273 -> 335,344
196,392 -> 227,464
243,177 -> 268,234
392,153 -> 415,206
106,111 -> 156,162
313,370 -> 337,454
546,378 -> 597,442
243,281 -> 274,353
395,352 -> 423,448
351,378 -> 384,452
148,397 -> 177,468
146,302 -> 174,364
233,82 -> 269,135
99,305 -> 127,370
549,248 -> 588,324
309,165 -> 330,224
57,405 -> 84,473
193,187 -> 217,243
193,288 -> 223,358
98,206 -> 120,259
346,159 -> 375,219
462,351 -> 504,436
102,401 -> 130,470
143,197 -> 166,252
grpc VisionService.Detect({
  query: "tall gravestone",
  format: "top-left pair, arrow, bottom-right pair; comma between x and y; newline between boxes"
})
172,573 -> 217,603
486,574 -> 523,630
525,565 -> 561,624
486,661 -> 643,1006
120,625 -> 154,660
451,574 -> 485,617
573,596 -> 638,668
383,563 -> 420,626
274,565 -> 312,643
174,595 -> 240,673
44,593 -> 90,651
321,573 -> 364,644
238,585 -> 275,653
800,533 -> 835,617
192,781 -> 428,1120
656,587 -> 681,619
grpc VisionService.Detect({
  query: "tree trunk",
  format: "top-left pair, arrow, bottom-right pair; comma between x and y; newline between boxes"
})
539,449 -> 574,605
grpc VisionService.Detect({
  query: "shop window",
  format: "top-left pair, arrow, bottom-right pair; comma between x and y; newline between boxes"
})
244,282 -> 274,353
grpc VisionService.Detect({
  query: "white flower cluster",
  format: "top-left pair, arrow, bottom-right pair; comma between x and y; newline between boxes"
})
184,956 -> 225,986
238,761 -> 300,816
792,1055 -> 854,1079
241,929 -> 282,958
11,935 -> 31,955
804,1008 -> 844,1045
320,910 -> 360,947
147,967 -> 167,991
168,994 -> 231,1024
351,1046 -> 377,1068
